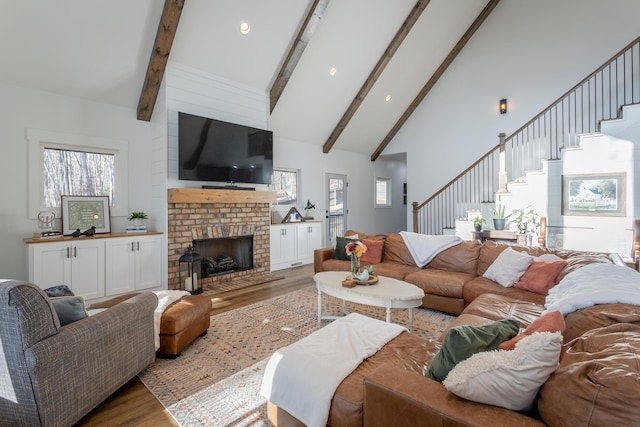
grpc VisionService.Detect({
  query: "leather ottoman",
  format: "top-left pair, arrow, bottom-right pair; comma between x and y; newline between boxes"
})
158,295 -> 211,358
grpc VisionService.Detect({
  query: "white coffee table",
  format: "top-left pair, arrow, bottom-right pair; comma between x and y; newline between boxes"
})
314,271 -> 425,331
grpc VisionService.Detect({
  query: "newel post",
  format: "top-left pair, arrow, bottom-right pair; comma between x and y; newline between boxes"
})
412,202 -> 419,232
497,132 -> 509,195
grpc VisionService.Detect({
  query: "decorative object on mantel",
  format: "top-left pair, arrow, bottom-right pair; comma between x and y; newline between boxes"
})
303,200 -> 316,220
282,207 -> 303,223
179,245 -> 203,295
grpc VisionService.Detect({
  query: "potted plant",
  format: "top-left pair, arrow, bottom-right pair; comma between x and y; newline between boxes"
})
493,203 -> 509,230
128,211 -> 149,227
510,207 -> 539,244
472,217 -> 486,232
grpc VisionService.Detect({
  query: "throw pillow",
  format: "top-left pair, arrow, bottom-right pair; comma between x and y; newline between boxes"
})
50,296 -> 88,326
499,310 -> 565,350
425,319 -> 520,382
360,239 -> 384,264
332,235 -> 360,261
43,284 -> 74,297
443,331 -> 563,411
483,247 -> 534,287
515,259 -> 567,295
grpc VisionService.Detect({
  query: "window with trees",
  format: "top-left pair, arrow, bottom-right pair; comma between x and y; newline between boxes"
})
273,169 -> 298,206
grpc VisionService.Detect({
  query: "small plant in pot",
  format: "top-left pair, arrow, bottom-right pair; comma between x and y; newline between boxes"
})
493,203 -> 509,230
510,207 -> 539,235
472,217 -> 486,232
128,211 -> 149,226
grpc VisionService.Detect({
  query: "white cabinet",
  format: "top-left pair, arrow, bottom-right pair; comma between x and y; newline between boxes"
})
270,222 -> 323,271
27,233 -> 163,301
28,239 -> 105,300
105,234 -> 162,296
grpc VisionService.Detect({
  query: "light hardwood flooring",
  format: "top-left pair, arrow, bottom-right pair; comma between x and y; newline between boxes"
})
75,264 -> 315,426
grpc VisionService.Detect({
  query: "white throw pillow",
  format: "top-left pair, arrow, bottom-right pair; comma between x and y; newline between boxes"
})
443,331 -> 562,411
483,247 -> 534,287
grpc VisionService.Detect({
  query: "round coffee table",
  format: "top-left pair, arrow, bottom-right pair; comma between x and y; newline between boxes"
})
314,271 -> 425,331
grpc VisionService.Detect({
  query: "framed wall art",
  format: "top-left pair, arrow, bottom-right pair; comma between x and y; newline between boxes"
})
561,173 -> 626,216
61,195 -> 111,235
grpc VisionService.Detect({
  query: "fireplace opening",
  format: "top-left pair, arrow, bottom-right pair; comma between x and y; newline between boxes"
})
193,235 -> 254,278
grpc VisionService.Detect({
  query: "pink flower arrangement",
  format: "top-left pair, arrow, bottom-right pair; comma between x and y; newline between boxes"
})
345,240 -> 367,258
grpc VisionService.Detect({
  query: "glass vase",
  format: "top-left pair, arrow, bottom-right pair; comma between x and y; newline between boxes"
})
350,254 -> 360,277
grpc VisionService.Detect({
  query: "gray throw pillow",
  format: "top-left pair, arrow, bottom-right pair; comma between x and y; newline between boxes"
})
43,284 -> 74,297
425,319 -> 520,382
50,296 -> 88,326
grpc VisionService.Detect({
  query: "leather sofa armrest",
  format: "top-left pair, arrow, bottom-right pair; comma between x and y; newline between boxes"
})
363,365 -> 545,427
314,247 -> 335,274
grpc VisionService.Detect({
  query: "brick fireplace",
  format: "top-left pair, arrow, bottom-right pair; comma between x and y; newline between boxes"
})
167,188 -> 276,290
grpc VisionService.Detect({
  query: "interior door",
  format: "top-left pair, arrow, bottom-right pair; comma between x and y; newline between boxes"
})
325,173 -> 347,247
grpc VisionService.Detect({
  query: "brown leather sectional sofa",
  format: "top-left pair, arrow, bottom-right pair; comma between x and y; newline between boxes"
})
267,230 -> 639,426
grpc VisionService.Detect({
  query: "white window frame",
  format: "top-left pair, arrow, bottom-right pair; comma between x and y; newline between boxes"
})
375,177 -> 391,208
273,167 -> 301,207
28,129 -> 129,219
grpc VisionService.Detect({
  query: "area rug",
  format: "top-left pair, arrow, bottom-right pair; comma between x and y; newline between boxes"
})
139,284 -> 454,426
201,272 -> 285,296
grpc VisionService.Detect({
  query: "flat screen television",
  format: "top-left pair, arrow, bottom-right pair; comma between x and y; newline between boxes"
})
178,112 -> 273,185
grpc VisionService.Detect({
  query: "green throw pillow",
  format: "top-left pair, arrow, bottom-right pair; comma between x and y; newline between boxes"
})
50,296 -> 88,326
426,319 -> 520,382
332,236 -> 360,261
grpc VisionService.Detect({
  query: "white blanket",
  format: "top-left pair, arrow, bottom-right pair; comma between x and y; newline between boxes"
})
399,231 -> 462,268
544,263 -> 640,315
153,290 -> 190,350
260,313 -> 406,427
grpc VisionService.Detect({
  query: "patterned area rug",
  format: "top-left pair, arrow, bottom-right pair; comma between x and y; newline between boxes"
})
201,273 -> 285,296
139,284 -> 454,426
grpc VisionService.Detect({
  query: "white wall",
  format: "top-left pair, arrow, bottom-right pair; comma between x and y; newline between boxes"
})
384,0 -> 640,227
0,83 -> 153,280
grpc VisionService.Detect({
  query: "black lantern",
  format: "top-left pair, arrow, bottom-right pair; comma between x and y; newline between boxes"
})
499,98 -> 508,114
179,245 -> 203,295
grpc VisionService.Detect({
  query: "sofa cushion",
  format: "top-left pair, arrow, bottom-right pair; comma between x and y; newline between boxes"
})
499,310 -> 565,350
514,259 -> 567,295
404,269 -> 474,299
50,296 -> 88,326
553,250 -> 614,283
382,234 -> 415,266
455,293 -> 544,332
563,303 -> 640,343
477,241 -> 549,276
369,262 -> 421,280
43,284 -> 74,297
483,247 -> 533,287
425,319 -> 520,382
538,323 -> 640,426
463,277 -> 546,306
361,239 -> 384,264
444,331 -> 562,411
428,240 -> 481,275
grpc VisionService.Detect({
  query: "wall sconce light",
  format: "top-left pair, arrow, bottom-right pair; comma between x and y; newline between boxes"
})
499,98 -> 507,115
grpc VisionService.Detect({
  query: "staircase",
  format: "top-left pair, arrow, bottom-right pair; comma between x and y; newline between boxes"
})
413,36 -> 640,254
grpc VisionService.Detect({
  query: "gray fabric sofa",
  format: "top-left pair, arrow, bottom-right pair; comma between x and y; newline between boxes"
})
0,280 -> 157,426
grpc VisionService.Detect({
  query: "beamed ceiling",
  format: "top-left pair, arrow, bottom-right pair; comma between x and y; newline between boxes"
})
0,0 -> 498,160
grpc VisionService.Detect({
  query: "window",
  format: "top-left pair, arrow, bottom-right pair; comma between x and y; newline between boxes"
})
28,129 -> 128,218
273,169 -> 298,206
44,148 -> 115,207
375,178 -> 391,207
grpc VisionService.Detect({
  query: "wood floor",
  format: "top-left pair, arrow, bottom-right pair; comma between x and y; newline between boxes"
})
75,264 -> 315,426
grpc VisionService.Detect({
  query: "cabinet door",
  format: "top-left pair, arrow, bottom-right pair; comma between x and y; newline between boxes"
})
297,223 -> 323,261
105,238 -> 136,296
70,240 -> 105,300
270,225 -> 298,270
135,234 -> 162,290
28,242 -> 71,287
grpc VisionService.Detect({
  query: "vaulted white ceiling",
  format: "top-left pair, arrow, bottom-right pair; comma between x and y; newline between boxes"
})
0,0 -> 493,158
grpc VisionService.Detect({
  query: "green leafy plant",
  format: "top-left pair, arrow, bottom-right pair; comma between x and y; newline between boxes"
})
473,217 -> 486,226
509,207 -> 539,234
493,203 -> 509,219
127,211 -> 149,221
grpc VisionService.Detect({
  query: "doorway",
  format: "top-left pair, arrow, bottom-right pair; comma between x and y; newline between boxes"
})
325,173 -> 347,247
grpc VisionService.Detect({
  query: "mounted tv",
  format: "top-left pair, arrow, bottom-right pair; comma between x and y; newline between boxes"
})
178,112 -> 273,185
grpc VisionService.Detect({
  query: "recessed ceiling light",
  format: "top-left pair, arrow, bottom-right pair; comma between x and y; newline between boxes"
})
329,67 -> 337,76
240,22 -> 251,35
385,95 -> 392,102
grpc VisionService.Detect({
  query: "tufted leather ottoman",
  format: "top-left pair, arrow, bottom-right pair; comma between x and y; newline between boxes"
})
157,295 -> 211,358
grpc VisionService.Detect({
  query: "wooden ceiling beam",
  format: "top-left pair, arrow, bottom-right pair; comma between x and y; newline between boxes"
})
137,0 -> 185,122
370,0 -> 501,161
269,0 -> 331,114
322,0 -> 432,153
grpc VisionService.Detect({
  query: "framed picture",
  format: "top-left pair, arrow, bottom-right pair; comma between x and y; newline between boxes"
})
282,207 -> 303,223
561,173 -> 626,216
61,195 -> 111,235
